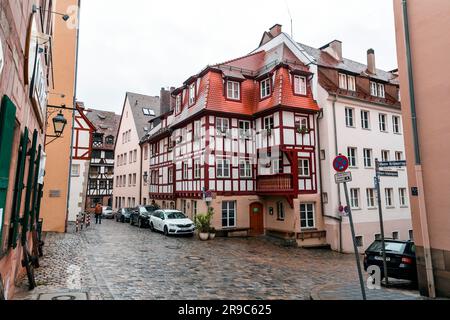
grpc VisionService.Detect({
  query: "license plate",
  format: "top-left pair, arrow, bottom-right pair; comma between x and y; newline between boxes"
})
374,256 -> 390,261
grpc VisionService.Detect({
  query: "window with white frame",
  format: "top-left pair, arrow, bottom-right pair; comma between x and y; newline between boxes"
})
339,73 -> 348,90
347,75 -> 356,91
260,78 -> 271,99
277,201 -> 285,221
227,81 -> 240,100
298,158 -> 310,177
379,114 -> 387,132
264,116 -> 274,130
370,81 -> 378,96
366,188 -> 376,208
377,83 -> 385,98
271,158 -> 283,174
216,118 -> 229,136
217,158 -> 231,178
175,94 -> 181,114
350,188 -> 360,209
189,83 -> 196,106
345,107 -> 354,127
294,75 -> 307,95
385,188 -> 394,207
381,150 -> 390,162
222,201 -> 236,228
363,148 -> 373,168
183,162 -> 189,180
361,110 -> 370,129
399,188 -> 408,207
168,167 -> 173,184
300,203 -> 315,229
348,147 -> 357,167
393,116 -> 401,134
239,120 -> 251,139
239,159 -> 252,178
71,164 -> 80,177
194,159 -> 201,179
194,121 -> 201,139
395,151 -> 404,161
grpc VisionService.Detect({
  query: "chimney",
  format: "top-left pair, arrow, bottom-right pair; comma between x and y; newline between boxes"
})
367,49 -> 376,74
321,40 -> 343,62
269,24 -> 282,38
160,87 -> 171,115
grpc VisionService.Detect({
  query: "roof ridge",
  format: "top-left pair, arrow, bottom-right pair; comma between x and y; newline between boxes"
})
213,50 -> 265,67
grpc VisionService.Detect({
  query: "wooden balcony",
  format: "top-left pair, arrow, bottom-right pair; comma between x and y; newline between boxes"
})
256,174 -> 295,195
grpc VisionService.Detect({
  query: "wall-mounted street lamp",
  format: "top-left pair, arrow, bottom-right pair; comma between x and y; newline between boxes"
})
32,4 -> 70,21
52,111 -> 67,137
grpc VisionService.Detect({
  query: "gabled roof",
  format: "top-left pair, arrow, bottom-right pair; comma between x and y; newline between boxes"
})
297,42 -> 399,84
125,92 -> 161,140
85,108 -> 121,137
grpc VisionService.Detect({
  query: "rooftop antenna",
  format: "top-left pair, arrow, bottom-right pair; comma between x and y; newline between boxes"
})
285,0 -> 293,38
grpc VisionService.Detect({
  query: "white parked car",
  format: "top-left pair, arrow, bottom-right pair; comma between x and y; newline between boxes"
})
149,210 -> 195,236
101,206 -> 114,219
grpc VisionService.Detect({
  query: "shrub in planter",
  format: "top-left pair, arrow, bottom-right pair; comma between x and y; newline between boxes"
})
194,207 -> 214,240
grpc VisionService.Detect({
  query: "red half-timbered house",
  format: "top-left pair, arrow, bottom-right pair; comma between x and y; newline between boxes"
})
145,32 -> 326,246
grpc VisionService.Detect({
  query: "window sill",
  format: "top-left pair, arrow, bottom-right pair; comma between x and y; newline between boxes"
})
367,207 -> 377,211
346,125 -> 356,129
362,128 -> 371,131
400,205 -> 409,209
352,207 -> 362,211
386,206 -> 396,209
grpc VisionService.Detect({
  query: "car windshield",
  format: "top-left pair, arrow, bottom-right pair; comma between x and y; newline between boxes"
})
368,241 -> 407,254
105,207 -> 112,210
166,212 -> 186,220
145,206 -> 157,213
124,208 -> 132,213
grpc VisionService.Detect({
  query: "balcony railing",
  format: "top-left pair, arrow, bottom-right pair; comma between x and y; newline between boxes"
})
256,174 -> 294,193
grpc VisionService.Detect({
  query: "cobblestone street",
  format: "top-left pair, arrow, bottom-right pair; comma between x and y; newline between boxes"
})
14,219 -> 417,300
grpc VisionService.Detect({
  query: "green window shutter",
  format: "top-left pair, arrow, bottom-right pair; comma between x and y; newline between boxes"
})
0,96 -> 17,249
9,127 -> 28,249
29,145 -> 42,231
21,129 -> 37,246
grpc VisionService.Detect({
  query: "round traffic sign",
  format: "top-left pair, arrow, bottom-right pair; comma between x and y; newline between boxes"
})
333,155 -> 349,172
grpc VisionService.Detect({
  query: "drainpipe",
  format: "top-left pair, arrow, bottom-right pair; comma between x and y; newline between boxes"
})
139,142 -> 143,204
402,0 -> 435,298
317,104 -> 343,253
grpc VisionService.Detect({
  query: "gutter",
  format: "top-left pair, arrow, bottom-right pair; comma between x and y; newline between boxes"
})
65,0 -> 82,232
401,0 -> 435,298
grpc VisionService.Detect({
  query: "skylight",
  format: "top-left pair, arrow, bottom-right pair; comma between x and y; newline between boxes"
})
143,108 -> 155,116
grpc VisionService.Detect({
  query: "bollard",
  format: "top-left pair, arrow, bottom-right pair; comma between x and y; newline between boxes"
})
86,212 -> 91,227
76,217 -> 79,232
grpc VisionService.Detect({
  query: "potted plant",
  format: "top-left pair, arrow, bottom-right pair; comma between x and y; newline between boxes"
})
195,213 -> 211,241
296,126 -> 310,135
209,227 -> 216,240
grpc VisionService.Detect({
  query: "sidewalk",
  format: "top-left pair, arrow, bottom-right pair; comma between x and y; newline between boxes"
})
310,282 -> 423,300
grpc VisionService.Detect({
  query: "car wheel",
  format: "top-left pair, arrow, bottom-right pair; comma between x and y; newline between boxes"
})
150,222 -> 155,232
130,217 -> 134,226
121,217 -> 125,223
138,219 -> 143,229
164,226 -> 169,236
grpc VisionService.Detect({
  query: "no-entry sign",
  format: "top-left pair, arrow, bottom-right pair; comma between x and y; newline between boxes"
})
333,155 -> 349,172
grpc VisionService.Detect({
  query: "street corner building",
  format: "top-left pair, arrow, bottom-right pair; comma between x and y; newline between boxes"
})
137,24 -> 412,250
393,0 -> 450,298
0,0 -> 73,299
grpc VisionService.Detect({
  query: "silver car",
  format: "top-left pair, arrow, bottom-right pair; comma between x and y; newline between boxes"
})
102,206 -> 115,219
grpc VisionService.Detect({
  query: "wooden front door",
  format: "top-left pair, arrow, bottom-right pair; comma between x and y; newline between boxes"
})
249,202 -> 264,236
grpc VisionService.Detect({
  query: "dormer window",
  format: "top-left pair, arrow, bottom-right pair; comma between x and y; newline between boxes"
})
370,81 -> 385,98
260,78 -> 271,99
175,94 -> 181,114
105,135 -> 114,145
339,73 -> 356,92
293,75 -> 307,95
189,83 -> 196,106
226,81 -> 240,100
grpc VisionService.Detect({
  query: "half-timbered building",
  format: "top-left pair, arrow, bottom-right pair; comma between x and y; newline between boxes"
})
145,27 -> 325,246
85,108 -> 120,210
68,103 -> 96,221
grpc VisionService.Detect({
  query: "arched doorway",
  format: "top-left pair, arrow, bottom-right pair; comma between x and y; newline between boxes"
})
249,202 -> 264,236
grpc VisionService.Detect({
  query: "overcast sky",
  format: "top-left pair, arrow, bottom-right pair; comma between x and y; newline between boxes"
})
76,0 -> 398,114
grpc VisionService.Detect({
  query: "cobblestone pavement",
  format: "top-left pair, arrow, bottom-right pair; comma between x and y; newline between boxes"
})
14,219 -> 419,300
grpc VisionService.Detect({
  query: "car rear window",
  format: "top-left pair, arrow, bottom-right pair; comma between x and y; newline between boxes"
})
368,241 -> 407,254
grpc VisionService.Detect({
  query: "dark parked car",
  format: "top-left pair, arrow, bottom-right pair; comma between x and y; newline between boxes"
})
115,208 -> 133,223
364,239 -> 418,283
130,205 -> 158,228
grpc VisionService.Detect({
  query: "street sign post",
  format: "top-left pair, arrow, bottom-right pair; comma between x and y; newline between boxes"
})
333,156 -> 366,300
375,159 -> 390,286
